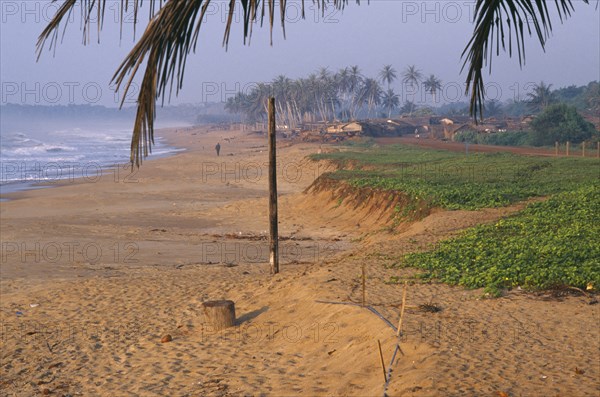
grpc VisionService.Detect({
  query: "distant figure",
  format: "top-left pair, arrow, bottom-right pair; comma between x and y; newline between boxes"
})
215,142 -> 221,156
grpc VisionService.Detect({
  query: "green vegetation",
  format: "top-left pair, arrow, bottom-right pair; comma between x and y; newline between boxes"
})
403,186 -> 600,294
454,101 -> 599,147
554,81 -> 600,115
530,103 -> 598,145
313,144 -> 599,211
453,130 -> 533,146
314,144 -> 599,293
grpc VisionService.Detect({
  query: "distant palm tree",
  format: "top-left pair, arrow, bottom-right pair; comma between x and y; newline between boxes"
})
526,81 -> 556,113
381,89 -> 400,118
348,65 -> 363,120
402,65 -> 422,89
379,65 -> 397,91
400,100 -> 417,115
484,99 -> 503,118
356,78 -> 382,118
37,0 -> 592,165
402,65 -> 422,115
423,75 -> 443,103
348,66 -> 363,89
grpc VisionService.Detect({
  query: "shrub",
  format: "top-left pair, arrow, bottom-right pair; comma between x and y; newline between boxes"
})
530,103 -> 597,146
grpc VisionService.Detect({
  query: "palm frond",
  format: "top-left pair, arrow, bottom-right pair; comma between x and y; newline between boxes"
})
462,0 -> 589,120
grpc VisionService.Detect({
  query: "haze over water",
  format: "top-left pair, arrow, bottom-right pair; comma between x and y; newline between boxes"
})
0,115 -> 186,193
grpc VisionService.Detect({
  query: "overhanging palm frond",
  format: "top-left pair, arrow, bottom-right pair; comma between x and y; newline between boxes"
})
462,0 -> 590,120
37,0 -> 356,166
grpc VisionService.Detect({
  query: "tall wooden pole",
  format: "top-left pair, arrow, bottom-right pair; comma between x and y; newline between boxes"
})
566,141 -> 570,157
268,97 -> 279,274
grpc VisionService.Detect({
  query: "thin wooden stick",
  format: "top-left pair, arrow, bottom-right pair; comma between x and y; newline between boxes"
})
377,339 -> 387,382
361,263 -> 366,307
396,281 -> 408,337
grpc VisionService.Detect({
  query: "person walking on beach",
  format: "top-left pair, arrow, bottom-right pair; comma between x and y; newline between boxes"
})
215,142 -> 221,156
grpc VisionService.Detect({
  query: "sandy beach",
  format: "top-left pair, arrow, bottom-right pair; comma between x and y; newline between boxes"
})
1,126 -> 598,396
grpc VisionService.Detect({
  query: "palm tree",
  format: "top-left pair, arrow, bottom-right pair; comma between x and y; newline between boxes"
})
526,81 -> 556,113
379,65 -> 397,91
402,65 -> 422,89
400,101 -> 417,115
37,0 -> 592,165
462,1 -> 591,118
336,67 -> 358,121
423,75 -> 442,103
381,89 -> 400,118
357,78 -> 382,118
484,99 -> 503,118
402,65 -> 422,115
347,65 -> 363,120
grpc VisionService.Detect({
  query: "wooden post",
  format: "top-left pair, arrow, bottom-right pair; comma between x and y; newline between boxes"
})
361,263 -> 366,307
597,141 -> 599,159
582,141 -> 586,158
555,141 -> 559,157
396,281 -> 408,337
566,141 -> 570,157
377,340 -> 387,382
268,97 -> 279,275
202,300 -> 236,330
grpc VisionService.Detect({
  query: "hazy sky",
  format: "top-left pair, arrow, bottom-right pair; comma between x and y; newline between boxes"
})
1,0 -> 599,107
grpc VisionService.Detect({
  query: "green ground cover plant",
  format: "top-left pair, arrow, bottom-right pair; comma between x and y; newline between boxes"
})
313,144 -> 599,292
402,186 -> 600,294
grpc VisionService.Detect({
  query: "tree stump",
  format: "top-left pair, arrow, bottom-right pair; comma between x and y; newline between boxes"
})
202,300 -> 236,330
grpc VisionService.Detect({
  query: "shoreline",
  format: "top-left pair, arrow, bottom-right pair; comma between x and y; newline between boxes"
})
0,127 -> 189,201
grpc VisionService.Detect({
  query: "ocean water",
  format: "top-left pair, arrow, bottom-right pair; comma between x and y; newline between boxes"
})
0,119 -> 186,195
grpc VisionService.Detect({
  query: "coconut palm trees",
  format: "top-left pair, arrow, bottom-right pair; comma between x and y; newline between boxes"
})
423,75 -> 443,103
379,65 -> 397,91
381,89 -> 400,118
402,65 -> 422,115
347,65 -> 363,120
37,0 -> 592,165
402,65 -> 422,90
400,100 -> 417,116
355,78 -> 382,118
526,81 -> 556,113
484,99 -> 503,118
224,68 -> 395,123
